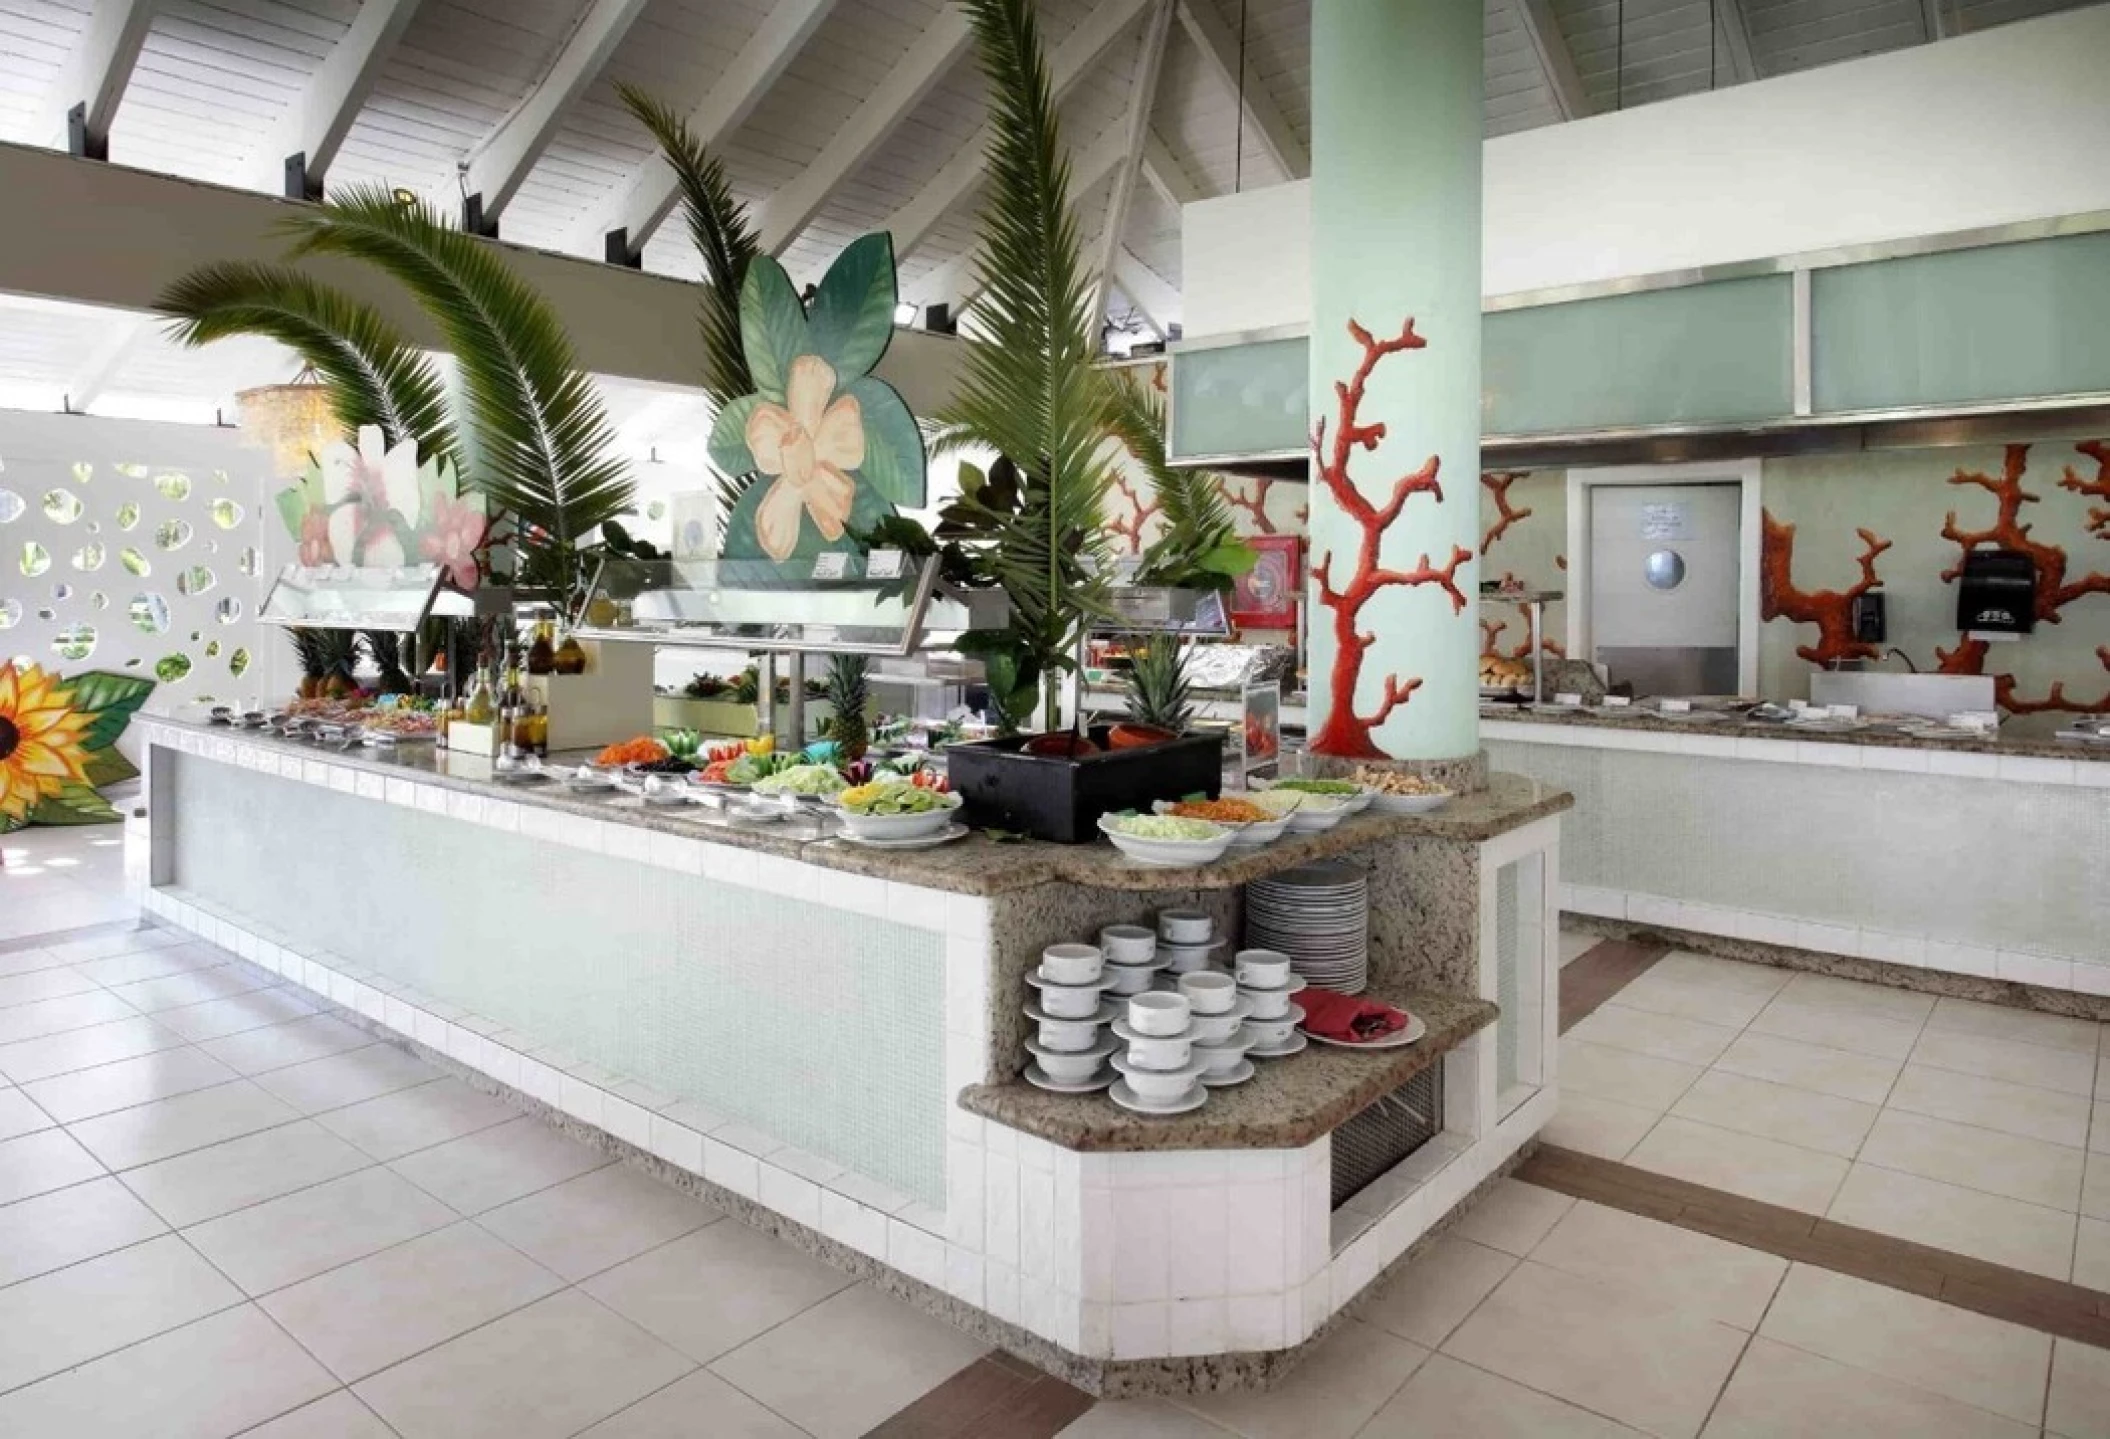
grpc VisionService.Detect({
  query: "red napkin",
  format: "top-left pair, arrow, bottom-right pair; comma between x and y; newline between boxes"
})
1299,989 -> 1408,1043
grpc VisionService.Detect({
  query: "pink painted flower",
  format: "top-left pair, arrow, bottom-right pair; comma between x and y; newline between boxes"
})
298,508 -> 335,566
745,355 -> 864,561
419,491 -> 488,591
322,426 -> 420,569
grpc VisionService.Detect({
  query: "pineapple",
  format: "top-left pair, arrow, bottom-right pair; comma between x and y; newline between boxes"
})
290,628 -> 329,700
362,630 -> 412,695
1122,638 -> 1192,735
822,654 -> 870,760
319,630 -> 361,699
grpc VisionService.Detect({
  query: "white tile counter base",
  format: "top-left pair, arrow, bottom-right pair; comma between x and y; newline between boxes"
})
129,721 -> 1555,1373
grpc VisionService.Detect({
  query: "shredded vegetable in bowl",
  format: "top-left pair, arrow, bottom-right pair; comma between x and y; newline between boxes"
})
1167,797 -> 1269,824
839,782 -> 956,815
751,763 -> 847,797
1103,814 -> 1224,842
1245,789 -> 1305,818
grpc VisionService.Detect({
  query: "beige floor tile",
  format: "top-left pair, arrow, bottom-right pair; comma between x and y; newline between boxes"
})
20,1045 -> 238,1124
1626,1115 -> 1849,1214
1441,1260 -> 1747,1439
2048,1338 -> 2110,1439
1542,1093 -> 1662,1161
1827,1163 -> 2076,1279
0,1084 -> 53,1140
1858,1108 -> 2085,1210
2073,1216 -> 2110,1291
2096,1101 -> 2109,1154
41,926 -> 186,965
262,1220 -> 566,1381
253,1042 -> 441,1115
1560,1038 -> 1703,1112
1648,953 -> 1792,996
317,1076 -> 519,1162
583,1217 -> 854,1364
73,944 -> 226,988
1361,1353 -> 1641,1438
2086,1153 -> 2110,1222
1746,996 -> 1925,1061
0,963 -> 102,1008
1712,1029 -> 1903,1105
1669,1068 -> 1879,1159
356,1288 -> 695,1439
1704,1335 -> 2033,1439
0,1302 -> 336,1439
1888,1063 -> 2093,1149
1566,1004 -> 1741,1067
0,1014 -> 184,1083
1926,996 -> 2100,1054
1774,972 -> 1936,1025
1758,1264 -> 2049,1426
184,1165 -> 457,1295
1060,1398 -> 1236,1437
67,1077 -> 300,1170
1446,1178 -> 1574,1256
1528,1200 -> 1787,1330
120,1117 -> 371,1227
391,1115 -> 613,1215
479,1162 -> 718,1282
0,988 -> 140,1044
1180,1321 -> 1428,1439
2099,1048 -> 2110,1099
0,1124 -> 105,1203
708,1283 -> 984,1439
199,1013 -> 374,1076
579,1368 -> 809,1438
1560,930 -> 1603,966
1912,1029 -> 2096,1097
151,986 -> 321,1044
0,1174 -> 167,1286
240,1391 -> 399,1439
0,1233 -> 242,1392
1358,1235 -> 1518,1348
108,963 -> 270,1014
1610,973 -> 1776,1031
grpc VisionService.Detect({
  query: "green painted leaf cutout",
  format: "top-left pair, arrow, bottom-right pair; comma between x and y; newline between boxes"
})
23,781 -> 120,826
63,670 -> 158,752
842,376 -> 925,507
82,747 -> 139,788
707,394 -> 764,477
805,233 -> 897,380
737,258 -> 810,402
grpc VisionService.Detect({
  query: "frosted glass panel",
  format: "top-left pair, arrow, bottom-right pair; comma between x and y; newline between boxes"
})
1495,860 -> 1520,1097
1169,337 -> 1310,461
1485,276 -> 1795,435
1813,232 -> 2110,412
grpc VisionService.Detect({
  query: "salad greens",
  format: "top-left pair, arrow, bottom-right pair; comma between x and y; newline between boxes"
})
840,782 -> 954,815
752,763 -> 848,797
1273,779 -> 1362,796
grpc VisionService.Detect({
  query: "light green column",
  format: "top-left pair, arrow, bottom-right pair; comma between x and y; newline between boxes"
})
1307,0 -> 1483,761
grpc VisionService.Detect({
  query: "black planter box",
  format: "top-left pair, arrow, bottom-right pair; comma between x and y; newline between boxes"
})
945,727 -> 1225,844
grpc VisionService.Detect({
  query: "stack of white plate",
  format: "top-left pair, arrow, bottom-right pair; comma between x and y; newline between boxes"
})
1245,862 -> 1369,994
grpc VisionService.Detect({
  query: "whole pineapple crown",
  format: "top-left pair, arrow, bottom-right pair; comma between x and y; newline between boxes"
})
1123,638 -> 1192,733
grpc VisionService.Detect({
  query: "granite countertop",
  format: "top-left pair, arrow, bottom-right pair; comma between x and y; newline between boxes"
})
1485,703 -> 2110,764
145,714 -> 1571,897
958,991 -> 1496,1152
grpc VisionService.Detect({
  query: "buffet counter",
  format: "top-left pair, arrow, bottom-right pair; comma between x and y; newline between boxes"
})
129,715 -> 1567,1392
1484,706 -> 2110,1007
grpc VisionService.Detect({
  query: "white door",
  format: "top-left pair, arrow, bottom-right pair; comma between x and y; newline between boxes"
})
1588,483 -> 1743,695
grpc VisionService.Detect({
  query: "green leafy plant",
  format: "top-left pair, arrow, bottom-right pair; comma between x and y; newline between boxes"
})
1122,636 -> 1193,734
1100,371 -> 1255,591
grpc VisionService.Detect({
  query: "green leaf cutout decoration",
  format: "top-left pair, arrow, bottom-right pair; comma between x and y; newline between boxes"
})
805,234 -> 897,380
23,782 -> 120,827
707,395 -> 764,477
843,376 -> 925,507
738,260 -> 810,402
82,746 -> 140,789
63,671 -> 159,753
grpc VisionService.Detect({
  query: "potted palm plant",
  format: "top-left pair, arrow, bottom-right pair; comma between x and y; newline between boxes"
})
1112,636 -> 1193,750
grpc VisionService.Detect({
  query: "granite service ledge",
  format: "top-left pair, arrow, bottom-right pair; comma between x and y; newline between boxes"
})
1486,703 -> 2110,765
959,991 -> 1495,1151
143,716 -> 1570,897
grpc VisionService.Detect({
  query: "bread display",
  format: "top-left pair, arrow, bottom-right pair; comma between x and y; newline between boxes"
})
1479,656 -> 1531,690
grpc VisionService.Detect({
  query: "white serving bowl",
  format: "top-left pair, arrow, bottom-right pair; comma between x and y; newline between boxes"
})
1244,1010 -> 1302,1047
1040,943 -> 1104,986
1025,1035 -> 1115,1083
1158,909 -> 1214,943
1112,1023 -> 1193,1071
1224,815 -> 1289,846
1234,949 -> 1292,989
1336,789 -> 1375,814
1036,1009 -> 1114,1052
1098,924 -> 1157,963
1194,1030 -> 1256,1078
1102,960 -> 1162,996
1188,1002 -> 1250,1045
1370,789 -> 1451,815
834,790 -> 962,840
1178,971 -> 1237,1016
1097,816 -> 1234,867
1127,991 -> 1190,1037
1282,800 -> 1346,833
1111,1053 -> 1207,1103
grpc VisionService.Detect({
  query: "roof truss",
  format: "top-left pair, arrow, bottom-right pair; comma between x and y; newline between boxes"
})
1174,0 -> 1307,180
1714,0 -> 1759,84
1088,0 -> 1178,333
40,0 -> 158,157
1506,0 -> 1590,120
258,0 -> 426,197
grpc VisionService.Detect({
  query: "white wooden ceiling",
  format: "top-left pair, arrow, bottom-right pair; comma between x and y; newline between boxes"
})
0,0 -> 2097,416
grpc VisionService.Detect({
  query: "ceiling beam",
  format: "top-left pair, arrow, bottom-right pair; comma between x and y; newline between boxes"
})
880,0 -> 1154,262
587,0 -> 835,261
1506,0 -> 1590,121
257,0 -> 424,198
755,6 -> 973,257
1713,0 -> 1759,85
1113,250 -> 1179,336
66,315 -> 153,410
1088,0 -> 1177,335
1174,0 -> 1306,180
461,0 -> 651,233
40,0 -> 158,157
1921,0 -> 1956,40
1140,128 -> 1203,208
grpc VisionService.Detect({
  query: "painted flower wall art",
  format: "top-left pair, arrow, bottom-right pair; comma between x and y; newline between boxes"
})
273,426 -> 489,588
0,662 -> 154,832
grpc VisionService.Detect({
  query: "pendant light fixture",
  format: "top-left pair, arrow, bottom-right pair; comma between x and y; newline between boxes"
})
235,363 -> 338,479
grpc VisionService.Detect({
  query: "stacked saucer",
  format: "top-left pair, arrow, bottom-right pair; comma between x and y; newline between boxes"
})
1246,862 -> 1369,994
1097,924 -> 1165,996
1155,908 -> 1225,974
1234,949 -> 1309,1058
1022,944 -> 1118,1092
1180,970 -> 1258,1086
1108,993 -> 1208,1115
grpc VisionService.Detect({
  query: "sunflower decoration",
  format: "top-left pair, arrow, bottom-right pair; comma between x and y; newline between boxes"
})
0,662 -> 156,832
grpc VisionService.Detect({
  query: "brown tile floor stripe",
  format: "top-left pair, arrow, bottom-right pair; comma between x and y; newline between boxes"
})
1517,1144 -> 2110,1348
862,1354 -> 1096,1439
1558,939 -> 1672,1034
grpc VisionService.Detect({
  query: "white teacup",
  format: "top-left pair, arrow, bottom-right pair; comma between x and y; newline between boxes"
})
1102,962 -> 1159,996
1040,943 -> 1104,986
1127,991 -> 1190,1037
1157,909 -> 1213,943
1036,980 -> 1102,1019
1038,1015 -> 1104,1053
1178,971 -> 1237,1016
1189,1009 -> 1243,1045
1122,1030 -> 1193,1072
1098,924 -> 1156,963
1235,949 -> 1292,989
1242,985 -> 1293,1020
1158,943 -> 1216,974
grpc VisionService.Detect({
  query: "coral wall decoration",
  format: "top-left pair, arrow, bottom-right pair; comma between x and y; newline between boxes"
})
1934,443 -> 2110,713
1106,471 -> 1161,552
1759,509 -> 1893,666
1222,476 -> 1306,536
1307,318 -> 1471,759
1479,471 -> 1534,555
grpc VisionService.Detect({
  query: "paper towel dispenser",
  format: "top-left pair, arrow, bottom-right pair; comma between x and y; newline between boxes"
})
1956,550 -> 2037,637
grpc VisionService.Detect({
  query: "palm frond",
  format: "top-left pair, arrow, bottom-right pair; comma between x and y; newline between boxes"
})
1100,368 -> 1249,587
278,186 -> 633,560
156,261 -> 453,464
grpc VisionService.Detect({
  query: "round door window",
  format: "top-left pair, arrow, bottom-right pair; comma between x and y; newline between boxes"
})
1644,549 -> 1686,591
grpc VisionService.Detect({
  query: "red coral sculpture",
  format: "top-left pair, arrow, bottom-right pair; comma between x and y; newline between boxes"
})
1934,443 -> 2110,713
1307,318 -> 1471,759
1759,510 -> 1892,666
1479,471 -> 1534,555
1219,476 -> 1305,536
1106,472 -> 1160,553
